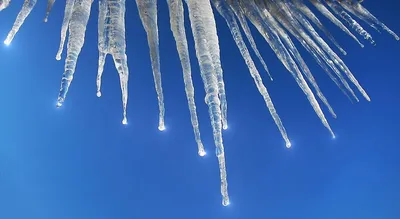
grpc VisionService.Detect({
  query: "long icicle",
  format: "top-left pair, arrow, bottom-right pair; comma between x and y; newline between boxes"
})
56,0 -> 93,107
97,0 -> 130,125
325,0 -> 375,46
4,0 -> 37,45
44,0 -> 56,22
136,0 -> 165,131
56,0 -> 75,60
237,0 -> 335,137
200,0 -> 229,130
338,0 -> 399,41
212,0 -> 291,148
230,2 -> 273,81
308,0 -> 364,47
167,0 -> 205,156
186,0 -> 229,206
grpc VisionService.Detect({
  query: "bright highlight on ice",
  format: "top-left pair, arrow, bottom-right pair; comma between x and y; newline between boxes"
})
1,0 -> 398,207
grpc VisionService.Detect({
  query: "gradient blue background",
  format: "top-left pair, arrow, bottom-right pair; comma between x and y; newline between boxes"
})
0,1 -> 399,218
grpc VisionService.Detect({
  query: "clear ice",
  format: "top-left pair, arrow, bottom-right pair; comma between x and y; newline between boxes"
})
1,0 -> 398,206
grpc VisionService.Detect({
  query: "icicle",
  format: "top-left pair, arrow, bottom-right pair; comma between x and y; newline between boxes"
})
339,0 -> 399,41
212,0 -> 291,148
285,2 -> 360,102
236,0 -> 334,137
308,0 -> 364,47
135,0 -> 165,131
44,0 -> 56,22
259,0 -> 337,119
56,0 -> 93,107
56,0 -> 75,60
186,0 -> 229,206
325,0 -> 375,46
292,0 -> 347,55
97,0 -> 130,125
228,1 -> 272,80
0,0 -> 11,11
167,0 -> 205,156
4,0 -> 37,45
199,0 -> 229,130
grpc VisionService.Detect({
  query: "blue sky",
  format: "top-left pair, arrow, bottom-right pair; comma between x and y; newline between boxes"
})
0,1 -> 399,219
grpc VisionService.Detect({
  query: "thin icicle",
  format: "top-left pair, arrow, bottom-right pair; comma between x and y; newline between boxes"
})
230,3 -> 273,81
308,0 -> 364,47
339,1 -> 399,41
56,0 -> 75,60
0,0 -> 11,11
44,0 -> 56,22
236,0 -> 335,137
4,0 -> 37,45
212,0 -> 291,148
167,0 -> 205,156
326,0 -> 375,45
136,0 -> 165,131
186,0 -> 229,206
292,0 -> 347,55
259,0 -> 337,119
97,0 -> 130,125
56,0 -> 93,107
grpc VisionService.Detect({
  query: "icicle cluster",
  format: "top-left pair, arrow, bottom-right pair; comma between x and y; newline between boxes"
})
1,0 -> 398,206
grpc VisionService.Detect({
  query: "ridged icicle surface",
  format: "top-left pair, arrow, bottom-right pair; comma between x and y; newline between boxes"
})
1,0 -> 398,206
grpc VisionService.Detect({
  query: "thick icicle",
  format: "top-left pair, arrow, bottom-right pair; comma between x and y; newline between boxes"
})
56,0 -> 93,107
56,0 -> 75,60
199,0 -> 229,130
4,0 -> 37,45
97,0 -> 130,125
212,0 -> 291,148
44,0 -> 56,22
308,0 -> 364,47
0,0 -> 11,11
167,0 -> 205,156
186,0 -> 229,206
325,0 -> 375,45
135,0 -> 165,131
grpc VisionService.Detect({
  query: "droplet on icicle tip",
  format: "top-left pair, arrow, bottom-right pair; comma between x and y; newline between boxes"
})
96,91 -> 102,97
222,199 -> 230,207
158,124 -> 166,131
4,39 -> 10,46
122,117 -> 128,125
286,141 -> 292,149
198,149 -> 206,157
223,124 -> 228,130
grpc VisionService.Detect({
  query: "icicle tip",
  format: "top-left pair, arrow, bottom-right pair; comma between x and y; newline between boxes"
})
223,124 -> 228,130
198,149 -> 206,157
286,141 -> 292,149
122,117 -> 128,125
97,91 -> 102,97
4,39 -> 10,46
158,124 -> 166,131
222,198 -> 230,207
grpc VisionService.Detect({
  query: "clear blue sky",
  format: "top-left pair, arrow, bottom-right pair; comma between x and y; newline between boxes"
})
0,1 -> 399,219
